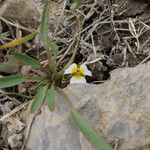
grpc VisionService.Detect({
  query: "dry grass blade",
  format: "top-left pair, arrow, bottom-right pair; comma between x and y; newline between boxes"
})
53,0 -> 67,35
0,31 -> 37,50
138,55 -> 150,65
0,102 -> 29,122
21,112 -> 38,150
0,17 -> 33,32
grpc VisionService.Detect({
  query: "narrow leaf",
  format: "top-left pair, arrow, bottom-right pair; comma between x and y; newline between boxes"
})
30,85 -> 48,113
40,0 -> 57,73
29,80 -> 47,91
13,52 -> 42,69
47,36 -> 59,57
46,85 -> 56,111
0,76 -> 27,89
0,31 -> 37,50
70,0 -> 79,10
0,63 -> 19,73
27,76 -> 45,81
40,0 -> 49,48
71,108 -> 112,150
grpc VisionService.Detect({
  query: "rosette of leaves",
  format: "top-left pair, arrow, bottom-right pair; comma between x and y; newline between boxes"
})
0,0 -> 112,149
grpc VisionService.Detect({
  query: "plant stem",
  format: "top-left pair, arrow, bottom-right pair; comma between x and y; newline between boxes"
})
3,92 -> 32,99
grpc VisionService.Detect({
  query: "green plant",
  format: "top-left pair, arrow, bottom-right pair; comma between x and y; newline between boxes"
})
70,0 -> 79,10
0,0 -> 112,149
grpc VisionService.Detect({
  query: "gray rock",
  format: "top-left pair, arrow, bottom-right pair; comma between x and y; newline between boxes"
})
26,62 -> 150,150
0,0 -> 40,26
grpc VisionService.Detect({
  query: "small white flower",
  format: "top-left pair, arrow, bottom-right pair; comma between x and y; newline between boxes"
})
64,63 -> 92,84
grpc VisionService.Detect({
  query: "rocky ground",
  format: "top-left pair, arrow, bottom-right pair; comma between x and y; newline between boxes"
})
0,0 -> 150,150
26,62 -> 150,150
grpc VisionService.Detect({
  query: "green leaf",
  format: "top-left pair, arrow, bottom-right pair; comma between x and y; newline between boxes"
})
71,108 -> 113,150
40,0 -> 49,48
70,0 -> 79,10
27,76 -> 45,82
47,36 -> 59,57
0,31 -> 37,50
6,55 -> 20,64
0,63 -> 19,73
29,80 -> 47,91
13,52 -> 42,69
30,85 -> 48,113
40,0 -> 57,73
46,85 -> 56,111
0,76 -> 27,89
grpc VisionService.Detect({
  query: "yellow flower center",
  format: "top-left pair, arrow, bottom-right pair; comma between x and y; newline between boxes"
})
71,65 -> 85,77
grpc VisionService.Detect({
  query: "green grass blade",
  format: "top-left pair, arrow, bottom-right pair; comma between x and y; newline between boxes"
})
13,52 -> 42,69
46,85 -> 56,111
26,76 -> 45,82
30,85 -> 48,113
0,31 -> 37,50
40,0 -> 57,73
70,0 -> 79,10
0,76 -> 27,89
71,108 -> 112,150
40,0 -> 49,48
0,63 -> 19,73
47,36 -> 59,57
40,1 -> 59,57
29,80 -> 47,91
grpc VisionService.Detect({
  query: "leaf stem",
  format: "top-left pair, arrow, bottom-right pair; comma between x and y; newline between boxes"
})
3,92 -> 32,99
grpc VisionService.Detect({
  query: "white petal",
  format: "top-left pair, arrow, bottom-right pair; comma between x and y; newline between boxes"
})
64,63 -> 77,74
80,64 -> 92,76
70,76 -> 86,84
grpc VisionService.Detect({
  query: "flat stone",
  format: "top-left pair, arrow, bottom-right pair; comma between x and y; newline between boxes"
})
26,62 -> 150,150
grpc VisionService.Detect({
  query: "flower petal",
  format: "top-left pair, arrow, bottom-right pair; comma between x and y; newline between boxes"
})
80,64 -> 92,76
70,76 -> 86,84
64,63 -> 77,74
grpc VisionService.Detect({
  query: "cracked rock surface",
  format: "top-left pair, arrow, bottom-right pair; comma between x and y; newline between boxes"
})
26,62 -> 150,150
